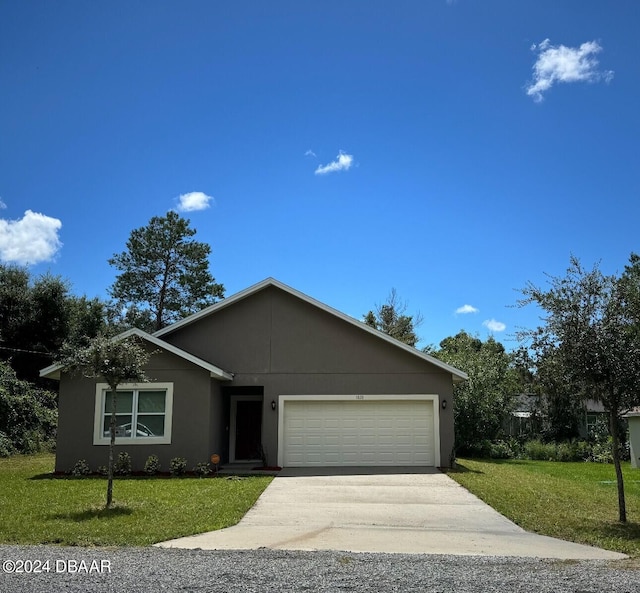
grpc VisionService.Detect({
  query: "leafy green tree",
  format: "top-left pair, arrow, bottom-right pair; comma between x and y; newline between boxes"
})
0,266 -> 32,369
431,331 -> 517,455
618,253 -> 640,334
27,272 -> 72,365
511,345 -> 585,441
0,360 -> 57,456
109,211 -> 224,332
364,288 -> 423,347
66,296 -> 108,349
60,333 -> 150,508
0,265 -> 106,383
0,266 -> 106,458
518,255 -> 640,522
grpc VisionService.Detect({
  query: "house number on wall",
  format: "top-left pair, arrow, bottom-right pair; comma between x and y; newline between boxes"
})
355,395 -> 365,400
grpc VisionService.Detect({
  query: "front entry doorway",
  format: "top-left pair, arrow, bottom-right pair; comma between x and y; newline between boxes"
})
230,396 -> 263,461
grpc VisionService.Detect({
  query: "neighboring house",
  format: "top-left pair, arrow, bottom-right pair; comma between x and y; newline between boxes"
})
507,394 -> 541,437
583,399 -> 607,437
41,278 -> 467,472
507,394 -> 607,438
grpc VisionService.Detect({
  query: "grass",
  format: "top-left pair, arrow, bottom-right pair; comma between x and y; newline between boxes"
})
0,453 -> 272,547
4,453 -> 639,556
449,458 -> 640,557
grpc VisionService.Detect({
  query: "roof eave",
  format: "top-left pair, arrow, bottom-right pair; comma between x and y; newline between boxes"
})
38,328 -> 234,382
39,364 -> 61,380
155,277 -> 468,382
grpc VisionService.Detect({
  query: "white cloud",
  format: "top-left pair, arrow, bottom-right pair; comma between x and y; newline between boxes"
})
483,318 -> 506,332
314,151 -> 354,175
0,198 -> 6,209
305,149 -> 317,158
0,210 -> 62,265
526,38 -> 614,102
176,191 -> 213,212
455,304 -> 479,315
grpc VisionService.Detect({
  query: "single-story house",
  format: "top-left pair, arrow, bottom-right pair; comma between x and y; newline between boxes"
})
507,394 -> 607,438
41,278 -> 467,472
507,394 -> 541,436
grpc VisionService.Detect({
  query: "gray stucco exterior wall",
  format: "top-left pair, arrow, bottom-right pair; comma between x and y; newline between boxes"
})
53,283 -> 458,472
55,349 -> 216,473
164,286 -> 456,468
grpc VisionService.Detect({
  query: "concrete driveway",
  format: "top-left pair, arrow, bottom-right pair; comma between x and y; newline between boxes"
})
157,468 -> 626,560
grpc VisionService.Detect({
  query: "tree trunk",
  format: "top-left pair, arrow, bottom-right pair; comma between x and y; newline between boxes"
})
609,407 -> 627,523
106,385 -> 117,508
155,264 -> 170,331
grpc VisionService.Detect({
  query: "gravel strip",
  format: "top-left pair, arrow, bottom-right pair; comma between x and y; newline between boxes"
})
0,545 -> 637,592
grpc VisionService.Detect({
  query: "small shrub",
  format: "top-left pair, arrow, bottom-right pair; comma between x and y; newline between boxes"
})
589,438 -> 613,464
114,452 -> 132,475
505,437 -> 524,459
524,440 -> 557,461
0,431 -> 14,457
555,442 -> 575,462
466,439 -> 492,458
516,438 -> 625,463
169,457 -> 187,476
144,454 -> 161,475
489,440 -> 514,459
70,459 -> 91,477
585,414 -> 630,462
193,462 -> 211,477
573,440 -> 592,461
96,465 -> 108,476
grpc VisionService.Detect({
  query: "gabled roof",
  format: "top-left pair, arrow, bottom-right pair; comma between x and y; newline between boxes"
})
39,328 -> 234,381
155,277 -> 468,383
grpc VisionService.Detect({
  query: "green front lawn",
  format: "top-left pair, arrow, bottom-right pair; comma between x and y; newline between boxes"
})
449,458 -> 640,557
0,453 -> 272,547
4,454 -> 639,555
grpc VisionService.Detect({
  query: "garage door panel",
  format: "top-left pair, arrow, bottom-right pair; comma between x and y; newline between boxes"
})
282,399 -> 436,467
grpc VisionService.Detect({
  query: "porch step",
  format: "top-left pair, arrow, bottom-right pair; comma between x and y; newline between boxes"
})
217,464 -> 281,477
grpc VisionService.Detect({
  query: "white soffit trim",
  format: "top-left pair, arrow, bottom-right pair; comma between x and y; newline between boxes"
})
154,277 -> 468,382
39,328 -> 233,381
39,362 -> 62,381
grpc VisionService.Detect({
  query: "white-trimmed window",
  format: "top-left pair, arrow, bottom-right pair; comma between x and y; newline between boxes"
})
93,383 -> 173,445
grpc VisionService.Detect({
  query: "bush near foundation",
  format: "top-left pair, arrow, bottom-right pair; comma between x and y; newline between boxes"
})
465,435 -> 630,463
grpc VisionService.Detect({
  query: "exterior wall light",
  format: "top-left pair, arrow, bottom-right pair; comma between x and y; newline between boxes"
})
271,400 -> 277,411
441,399 -> 447,410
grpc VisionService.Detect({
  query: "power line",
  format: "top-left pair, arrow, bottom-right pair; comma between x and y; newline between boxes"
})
0,344 -> 54,357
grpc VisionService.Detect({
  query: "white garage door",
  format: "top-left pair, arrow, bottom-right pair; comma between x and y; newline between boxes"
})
282,399 -> 435,467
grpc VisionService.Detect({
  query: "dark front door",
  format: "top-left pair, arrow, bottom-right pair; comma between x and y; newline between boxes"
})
234,400 -> 263,460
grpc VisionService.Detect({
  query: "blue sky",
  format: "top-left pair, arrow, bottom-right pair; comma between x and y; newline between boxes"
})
1,1 -> 638,350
